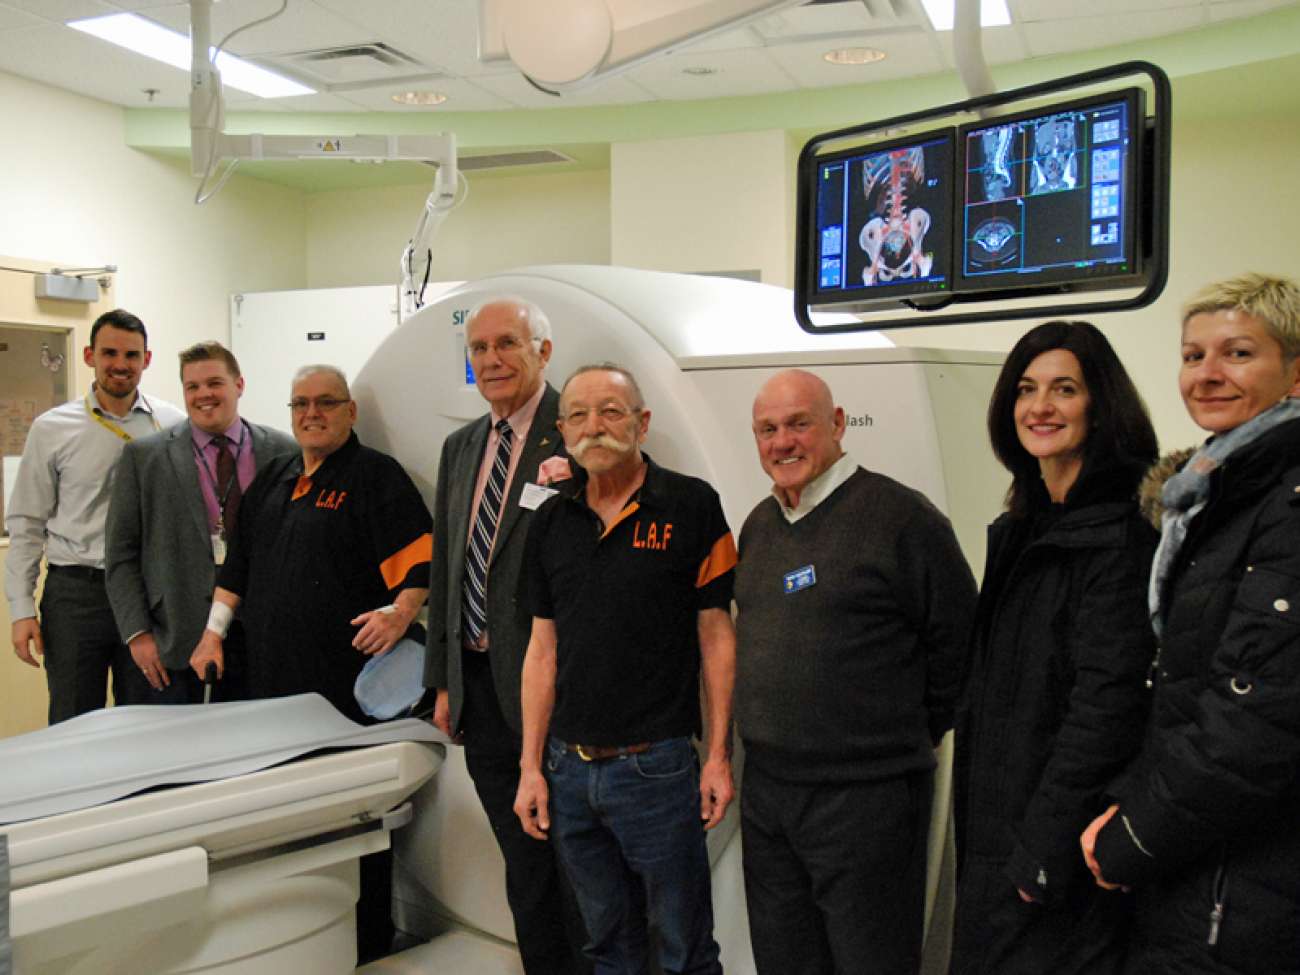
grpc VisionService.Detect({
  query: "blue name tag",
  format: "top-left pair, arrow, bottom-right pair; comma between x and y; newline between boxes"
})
783,565 -> 816,593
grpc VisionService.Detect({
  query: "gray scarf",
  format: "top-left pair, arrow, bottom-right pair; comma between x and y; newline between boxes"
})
1149,397 -> 1300,636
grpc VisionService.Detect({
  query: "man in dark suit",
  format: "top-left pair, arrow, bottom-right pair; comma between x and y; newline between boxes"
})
106,341 -> 296,704
424,297 -> 588,975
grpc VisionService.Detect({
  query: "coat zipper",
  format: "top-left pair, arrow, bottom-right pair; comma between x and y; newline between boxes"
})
1207,857 -> 1228,947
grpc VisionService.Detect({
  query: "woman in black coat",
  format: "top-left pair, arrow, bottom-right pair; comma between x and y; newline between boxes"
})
1083,274 -> 1300,974
951,321 -> 1158,974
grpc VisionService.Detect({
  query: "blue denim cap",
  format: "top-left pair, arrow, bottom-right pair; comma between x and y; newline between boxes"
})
353,636 -> 426,720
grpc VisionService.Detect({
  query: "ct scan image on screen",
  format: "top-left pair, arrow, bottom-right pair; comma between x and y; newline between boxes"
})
812,129 -> 954,305
959,95 -> 1135,290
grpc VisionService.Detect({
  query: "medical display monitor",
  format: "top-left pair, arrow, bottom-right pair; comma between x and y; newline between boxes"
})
957,89 -> 1142,292
808,128 -> 955,308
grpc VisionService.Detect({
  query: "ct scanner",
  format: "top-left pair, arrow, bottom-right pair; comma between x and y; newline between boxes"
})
0,265 -> 1007,974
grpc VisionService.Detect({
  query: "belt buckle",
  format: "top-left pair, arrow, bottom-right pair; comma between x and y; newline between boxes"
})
575,744 -> 595,762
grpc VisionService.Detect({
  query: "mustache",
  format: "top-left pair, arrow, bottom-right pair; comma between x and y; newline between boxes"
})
570,432 -> 631,459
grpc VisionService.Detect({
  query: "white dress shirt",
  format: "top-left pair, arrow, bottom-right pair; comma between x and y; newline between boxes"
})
775,451 -> 859,524
4,388 -> 185,619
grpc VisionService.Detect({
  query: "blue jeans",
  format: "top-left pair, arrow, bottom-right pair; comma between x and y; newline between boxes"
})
545,736 -> 722,975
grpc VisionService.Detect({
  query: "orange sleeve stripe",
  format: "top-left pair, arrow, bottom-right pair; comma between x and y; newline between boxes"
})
291,475 -> 312,501
380,532 -> 433,589
696,532 -> 738,588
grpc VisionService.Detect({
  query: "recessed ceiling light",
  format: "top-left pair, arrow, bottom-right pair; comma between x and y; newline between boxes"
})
823,48 -> 887,66
391,90 -> 448,106
682,66 -> 719,76
68,13 -> 313,99
918,0 -> 1012,32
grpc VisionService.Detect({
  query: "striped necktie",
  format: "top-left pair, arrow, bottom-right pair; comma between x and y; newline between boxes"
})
463,418 -> 514,643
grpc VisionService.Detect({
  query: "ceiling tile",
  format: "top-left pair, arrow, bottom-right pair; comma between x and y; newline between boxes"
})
753,3 -> 876,36
327,78 -> 515,112
680,25 -> 766,52
143,0 -> 385,60
628,46 -> 798,100
1016,0 -> 1202,17
311,0 -> 487,78
765,31 -> 946,87
0,5 -> 45,31
1023,7 -> 1208,57
467,72 -> 658,109
0,0 -> 116,23
932,24 -> 1027,66
236,91 -> 370,113
1209,0 -> 1298,20
0,22 -> 200,106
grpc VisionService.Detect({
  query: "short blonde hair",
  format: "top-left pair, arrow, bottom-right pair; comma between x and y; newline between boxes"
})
1182,273 -> 1300,361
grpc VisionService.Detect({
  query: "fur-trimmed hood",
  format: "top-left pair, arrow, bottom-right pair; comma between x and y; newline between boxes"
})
1138,447 -> 1196,531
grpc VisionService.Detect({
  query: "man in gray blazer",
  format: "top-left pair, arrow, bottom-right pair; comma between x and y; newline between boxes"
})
106,341 -> 296,704
424,297 -> 588,975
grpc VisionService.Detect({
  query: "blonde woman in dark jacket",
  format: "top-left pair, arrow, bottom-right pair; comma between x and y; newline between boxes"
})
1083,274 -> 1300,975
952,321 -> 1158,974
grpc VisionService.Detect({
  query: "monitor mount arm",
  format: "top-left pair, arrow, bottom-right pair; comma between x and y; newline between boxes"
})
186,0 -> 458,319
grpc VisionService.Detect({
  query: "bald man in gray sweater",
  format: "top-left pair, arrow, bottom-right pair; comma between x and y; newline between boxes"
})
734,369 -> 977,975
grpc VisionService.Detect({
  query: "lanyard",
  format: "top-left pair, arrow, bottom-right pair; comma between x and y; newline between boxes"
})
193,421 -> 250,516
84,389 -> 161,441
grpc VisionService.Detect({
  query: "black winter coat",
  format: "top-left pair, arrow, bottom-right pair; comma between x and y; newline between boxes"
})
1094,418 -> 1300,975
951,467 -> 1157,975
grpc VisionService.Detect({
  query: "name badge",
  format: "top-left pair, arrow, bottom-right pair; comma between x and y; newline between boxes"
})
519,482 -> 559,511
784,564 -> 816,593
211,532 -> 227,566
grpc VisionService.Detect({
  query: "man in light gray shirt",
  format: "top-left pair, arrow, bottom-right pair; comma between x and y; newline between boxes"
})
6,308 -> 184,724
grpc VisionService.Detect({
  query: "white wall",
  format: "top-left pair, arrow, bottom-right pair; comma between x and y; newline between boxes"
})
0,70 -> 308,737
0,70 -> 308,406
611,130 -> 790,285
304,168 -> 611,289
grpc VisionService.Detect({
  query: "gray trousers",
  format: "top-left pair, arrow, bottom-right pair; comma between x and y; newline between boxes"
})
39,565 -> 132,724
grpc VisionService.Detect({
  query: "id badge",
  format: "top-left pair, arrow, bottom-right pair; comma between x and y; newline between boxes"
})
520,481 -> 559,510
783,564 -> 816,593
211,532 -> 227,566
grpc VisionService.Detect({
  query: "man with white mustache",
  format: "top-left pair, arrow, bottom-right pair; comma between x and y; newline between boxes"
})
105,341 -> 295,704
6,308 -> 184,724
514,363 -> 737,975
733,369 -> 977,975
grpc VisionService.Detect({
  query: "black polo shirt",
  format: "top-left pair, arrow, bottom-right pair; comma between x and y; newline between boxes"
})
520,454 -> 736,747
219,432 -> 432,722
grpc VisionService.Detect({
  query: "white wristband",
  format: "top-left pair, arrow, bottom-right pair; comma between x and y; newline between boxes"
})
206,601 -> 233,638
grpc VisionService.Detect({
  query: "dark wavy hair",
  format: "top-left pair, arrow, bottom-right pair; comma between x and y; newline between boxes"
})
988,321 -> 1157,516
89,308 -> 147,349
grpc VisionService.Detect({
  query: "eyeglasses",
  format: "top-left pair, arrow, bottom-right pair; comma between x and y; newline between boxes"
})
467,335 -> 542,358
288,396 -> 351,414
559,405 -> 640,428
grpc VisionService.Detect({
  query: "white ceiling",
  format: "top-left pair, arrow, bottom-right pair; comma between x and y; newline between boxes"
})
0,0 -> 1293,113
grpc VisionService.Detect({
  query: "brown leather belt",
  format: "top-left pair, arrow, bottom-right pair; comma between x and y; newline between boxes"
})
567,741 -> 652,762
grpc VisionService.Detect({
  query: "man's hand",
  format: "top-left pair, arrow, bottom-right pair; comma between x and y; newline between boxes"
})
514,768 -> 551,841
1081,804 -> 1128,891
12,617 -> 43,667
430,688 -> 461,741
351,604 -> 411,656
129,632 -> 170,691
1017,887 -> 1038,904
190,629 -> 225,681
699,756 -> 734,830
